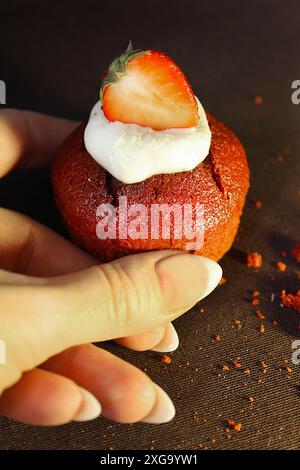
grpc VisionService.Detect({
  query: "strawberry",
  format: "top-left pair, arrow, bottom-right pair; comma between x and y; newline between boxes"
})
100,49 -> 199,130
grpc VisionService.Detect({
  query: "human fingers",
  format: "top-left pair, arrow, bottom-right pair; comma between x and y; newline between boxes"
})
0,368 -> 101,426
0,207 -> 177,352
0,109 -> 78,176
43,344 -> 175,424
0,251 -> 221,392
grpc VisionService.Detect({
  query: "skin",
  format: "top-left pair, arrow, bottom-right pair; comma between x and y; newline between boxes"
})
0,109 -> 221,426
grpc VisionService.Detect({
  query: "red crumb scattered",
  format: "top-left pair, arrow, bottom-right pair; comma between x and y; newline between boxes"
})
282,251 -> 287,258
249,396 -> 255,403
281,290 -> 300,313
215,335 -> 221,343
276,154 -> 284,163
234,423 -> 242,432
222,364 -> 230,372
256,310 -> 266,320
286,367 -> 292,374
277,261 -> 287,272
161,355 -> 172,364
227,419 -> 242,432
254,95 -> 263,105
292,243 -> 300,263
259,324 -> 266,333
252,298 -> 260,305
247,252 -> 263,268
252,290 -> 261,297
234,319 -> 241,328
272,320 -> 279,327
255,200 -> 263,209
233,361 -> 242,368
219,276 -> 227,285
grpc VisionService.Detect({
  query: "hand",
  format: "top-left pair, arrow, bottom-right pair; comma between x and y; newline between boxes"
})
0,109 -> 222,426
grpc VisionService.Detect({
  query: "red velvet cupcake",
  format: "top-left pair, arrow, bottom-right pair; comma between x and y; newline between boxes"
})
52,48 -> 249,262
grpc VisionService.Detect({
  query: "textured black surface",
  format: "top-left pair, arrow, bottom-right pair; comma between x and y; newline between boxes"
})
0,0 -> 300,450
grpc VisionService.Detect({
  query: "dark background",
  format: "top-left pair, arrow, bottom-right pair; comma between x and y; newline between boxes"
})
0,0 -> 300,450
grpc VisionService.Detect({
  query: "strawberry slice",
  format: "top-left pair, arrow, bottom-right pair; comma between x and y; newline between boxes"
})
101,49 -> 199,130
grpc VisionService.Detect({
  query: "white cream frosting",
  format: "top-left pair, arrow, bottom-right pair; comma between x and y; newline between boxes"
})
84,97 -> 211,184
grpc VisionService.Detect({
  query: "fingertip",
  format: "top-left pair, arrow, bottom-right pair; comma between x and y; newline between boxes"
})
195,256 -> 223,300
73,387 -> 102,422
0,109 -> 78,177
151,323 -> 179,352
116,326 -> 166,351
142,385 -> 175,424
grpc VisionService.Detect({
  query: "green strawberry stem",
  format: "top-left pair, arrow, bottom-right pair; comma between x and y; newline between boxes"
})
100,49 -> 150,103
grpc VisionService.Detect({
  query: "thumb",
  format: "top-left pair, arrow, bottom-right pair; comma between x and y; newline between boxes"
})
44,250 -> 222,345
1,251 -> 222,383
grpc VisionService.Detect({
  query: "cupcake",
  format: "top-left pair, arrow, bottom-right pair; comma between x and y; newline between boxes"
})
52,48 -> 249,262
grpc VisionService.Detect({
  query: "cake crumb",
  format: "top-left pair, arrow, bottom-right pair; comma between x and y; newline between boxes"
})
222,364 -> 230,372
255,200 -> 263,209
254,95 -> 263,105
276,154 -> 284,163
161,355 -> 172,364
233,361 -> 242,368
252,298 -> 260,305
252,289 -> 261,297
259,324 -> 266,333
292,243 -> 300,263
249,396 -> 255,403
256,310 -> 266,320
277,261 -> 287,272
281,290 -> 300,313
215,335 -> 221,343
234,319 -> 241,328
247,252 -> 263,268
219,276 -> 227,285
227,419 -> 242,432
244,368 -> 251,376
272,320 -> 279,327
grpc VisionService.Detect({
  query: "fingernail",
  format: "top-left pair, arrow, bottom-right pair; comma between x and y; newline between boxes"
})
74,387 -> 102,422
152,323 -> 179,352
155,254 -> 222,312
142,385 -> 175,424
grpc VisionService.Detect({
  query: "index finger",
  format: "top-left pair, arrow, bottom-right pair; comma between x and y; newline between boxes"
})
0,109 -> 78,177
